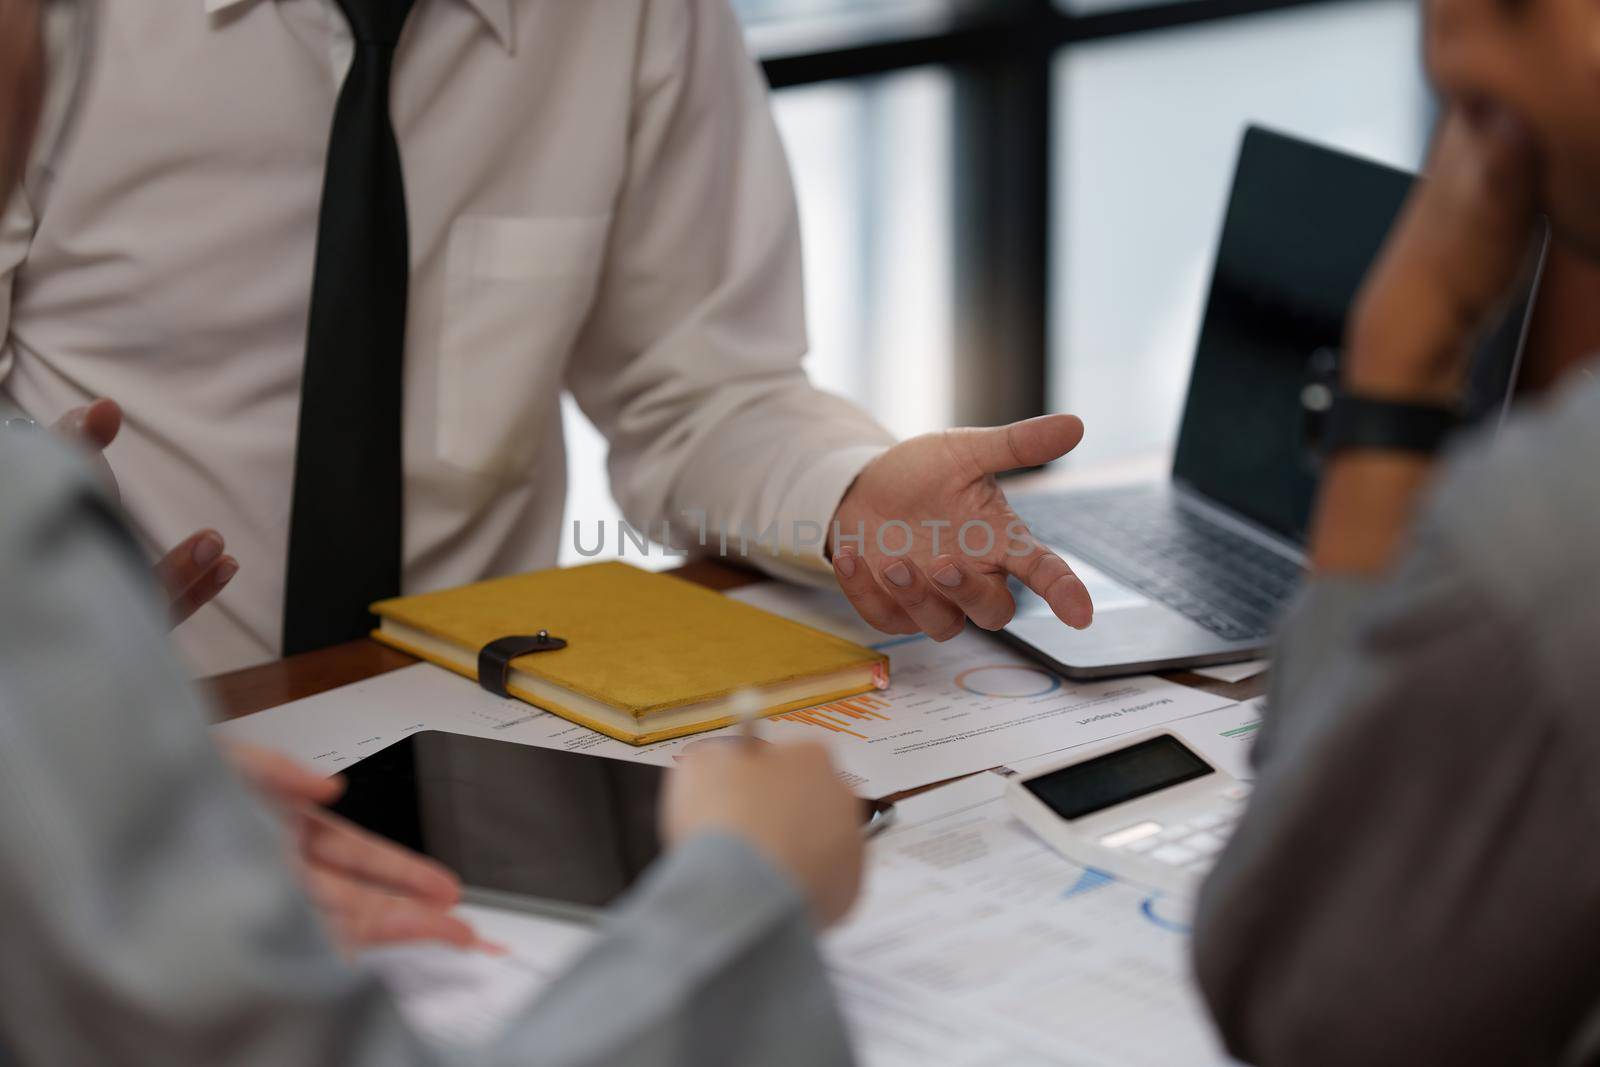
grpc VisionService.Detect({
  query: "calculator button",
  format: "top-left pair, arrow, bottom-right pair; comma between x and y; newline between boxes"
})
1182,832 -> 1226,856
1099,821 -> 1163,849
1156,825 -> 1191,842
1124,838 -> 1160,855
1219,784 -> 1253,801
1150,844 -> 1198,866
1188,812 -> 1227,830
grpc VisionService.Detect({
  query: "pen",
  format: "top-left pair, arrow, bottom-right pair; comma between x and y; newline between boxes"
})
730,689 -> 763,748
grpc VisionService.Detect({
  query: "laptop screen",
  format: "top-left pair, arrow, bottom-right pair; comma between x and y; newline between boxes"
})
1170,127 -> 1538,546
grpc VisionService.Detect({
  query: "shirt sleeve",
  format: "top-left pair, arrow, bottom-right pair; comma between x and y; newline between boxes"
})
1,0 -> 82,385
1192,521 -> 1600,1064
0,186 -> 32,383
564,0 -> 895,586
506,832 -> 855,1067
0,428 -> 853,1067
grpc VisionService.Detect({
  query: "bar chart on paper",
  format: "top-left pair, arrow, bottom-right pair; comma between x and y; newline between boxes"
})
773,694 -> 893,739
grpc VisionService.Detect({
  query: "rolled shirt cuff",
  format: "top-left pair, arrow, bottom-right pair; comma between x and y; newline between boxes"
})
752,443 -> 891,589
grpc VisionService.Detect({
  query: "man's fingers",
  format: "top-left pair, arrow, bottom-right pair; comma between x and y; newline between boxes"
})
155,530 -> 236,625
169,554 -> 237,626
875,558 -> 966,642
301,808 -> 462,905
344,900 -> 491,953
1005,538 -> 1093,630
50,399 -> 123,500
230,744 -> 461,904
832,546 -> 919,635
965,414 -> 1084,475
155,531 -> 225,587
154,529 -> 225,596
302,867 -> 483,952
52,398 -> 122,451
924,555 -> 1015,631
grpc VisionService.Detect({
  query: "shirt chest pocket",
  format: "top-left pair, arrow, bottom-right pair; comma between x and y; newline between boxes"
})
436,214 -> 612,476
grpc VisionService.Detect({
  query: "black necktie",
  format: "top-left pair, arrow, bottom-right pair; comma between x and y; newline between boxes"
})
283,0 -> 418,655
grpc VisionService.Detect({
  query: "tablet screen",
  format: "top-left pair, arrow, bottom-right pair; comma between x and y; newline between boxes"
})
327,731 -> 669,908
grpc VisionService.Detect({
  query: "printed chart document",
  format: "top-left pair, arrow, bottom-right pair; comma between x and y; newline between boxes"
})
1008,697 -> 1265,783
216,583 -> 1236,799
721,583 -> 1237,796
828,773 -> 1241,1067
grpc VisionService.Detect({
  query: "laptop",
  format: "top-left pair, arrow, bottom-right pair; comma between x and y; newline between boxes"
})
1002,126 -> 1546,679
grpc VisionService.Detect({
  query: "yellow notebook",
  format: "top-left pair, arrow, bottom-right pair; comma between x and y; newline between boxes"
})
370,562 -> 889,746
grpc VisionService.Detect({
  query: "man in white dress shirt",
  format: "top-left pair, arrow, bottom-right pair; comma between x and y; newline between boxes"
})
3,0 -> 1096,675
2,11 -> 873,1060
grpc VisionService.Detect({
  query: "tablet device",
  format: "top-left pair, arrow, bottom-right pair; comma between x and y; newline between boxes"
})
327,731 -> 668,913
326,730 -> 889,916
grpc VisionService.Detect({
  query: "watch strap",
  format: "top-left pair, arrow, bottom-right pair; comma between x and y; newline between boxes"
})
1324,395 -> 1462,457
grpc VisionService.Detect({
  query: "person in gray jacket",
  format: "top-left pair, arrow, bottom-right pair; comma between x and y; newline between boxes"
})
1195,0 -> 1600,1062
0,418 -> 865,1066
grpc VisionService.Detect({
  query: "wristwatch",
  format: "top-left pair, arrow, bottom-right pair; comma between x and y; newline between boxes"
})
1,416 -> 39,432
1322,394 -> 1462,457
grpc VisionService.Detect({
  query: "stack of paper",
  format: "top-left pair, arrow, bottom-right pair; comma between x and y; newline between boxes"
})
825,773 -> 1240,1066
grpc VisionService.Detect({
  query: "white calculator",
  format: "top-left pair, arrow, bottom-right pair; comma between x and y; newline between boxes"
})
1005,728 -> 1251,896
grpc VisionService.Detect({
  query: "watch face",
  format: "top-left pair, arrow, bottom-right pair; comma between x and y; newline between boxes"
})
2,417 -> 38,431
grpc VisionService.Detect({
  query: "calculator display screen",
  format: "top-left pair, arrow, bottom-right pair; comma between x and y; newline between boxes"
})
1024,735 -> 1212,821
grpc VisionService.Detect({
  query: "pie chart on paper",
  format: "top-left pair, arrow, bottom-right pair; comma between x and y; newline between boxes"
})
953,664 -> 1061,699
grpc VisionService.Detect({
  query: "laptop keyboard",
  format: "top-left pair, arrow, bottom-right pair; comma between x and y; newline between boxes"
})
1015,489 -> 1303,642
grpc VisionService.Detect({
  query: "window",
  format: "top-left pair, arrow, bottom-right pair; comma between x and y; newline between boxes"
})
1051,0 -> 1428,466
775,69 -> 956,438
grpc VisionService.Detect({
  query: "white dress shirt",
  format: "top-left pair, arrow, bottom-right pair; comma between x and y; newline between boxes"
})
2,0 -> 894,675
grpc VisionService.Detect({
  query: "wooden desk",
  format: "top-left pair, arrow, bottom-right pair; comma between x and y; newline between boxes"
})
204,560 -> 1268,746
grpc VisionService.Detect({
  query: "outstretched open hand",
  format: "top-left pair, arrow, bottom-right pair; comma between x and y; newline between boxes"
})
830,414 -> 1094,641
